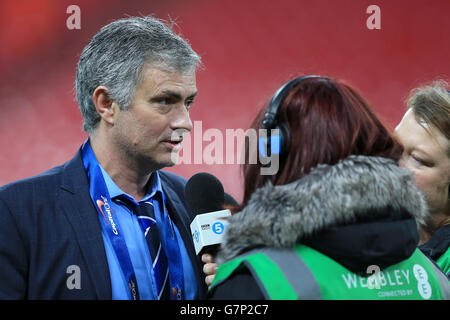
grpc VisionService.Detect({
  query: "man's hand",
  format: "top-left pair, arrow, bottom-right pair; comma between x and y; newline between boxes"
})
201,253 -> 218,287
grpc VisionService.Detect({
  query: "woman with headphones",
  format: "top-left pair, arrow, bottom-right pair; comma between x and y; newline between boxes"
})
207,76 -> 450,300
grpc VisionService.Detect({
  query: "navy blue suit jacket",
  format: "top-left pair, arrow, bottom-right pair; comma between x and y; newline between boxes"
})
0,148 -> 208,299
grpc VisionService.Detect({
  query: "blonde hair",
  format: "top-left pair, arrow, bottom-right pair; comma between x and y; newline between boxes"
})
406,80 -> 450,157
437,217 -> 450,228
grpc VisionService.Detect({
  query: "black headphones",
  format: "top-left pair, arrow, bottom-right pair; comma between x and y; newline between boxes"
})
259,75 -> 322,159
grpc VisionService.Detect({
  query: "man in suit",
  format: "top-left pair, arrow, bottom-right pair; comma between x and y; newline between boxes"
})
0,16 -> 208,300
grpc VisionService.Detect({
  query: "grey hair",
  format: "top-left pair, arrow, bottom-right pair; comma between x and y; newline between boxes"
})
75,16 -> 201,133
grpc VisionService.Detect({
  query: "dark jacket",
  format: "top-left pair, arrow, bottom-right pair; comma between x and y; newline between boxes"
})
209,156 -> 433,299
0,148 -> 207,299
419,224 -> 450,277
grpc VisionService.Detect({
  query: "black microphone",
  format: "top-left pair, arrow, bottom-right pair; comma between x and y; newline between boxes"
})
185,173 -> 232,256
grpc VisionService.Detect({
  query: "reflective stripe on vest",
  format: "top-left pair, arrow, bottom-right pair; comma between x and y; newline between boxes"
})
211,245 -> 450,300
435,246 -> 450,278
424,255 -> 450,299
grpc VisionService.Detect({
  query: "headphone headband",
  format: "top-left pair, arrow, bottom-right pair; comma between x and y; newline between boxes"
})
259,75 -> 324,162
262,75 -> 322,129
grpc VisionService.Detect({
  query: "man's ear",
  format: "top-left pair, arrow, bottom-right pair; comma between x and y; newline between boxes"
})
92,86 -> 117,126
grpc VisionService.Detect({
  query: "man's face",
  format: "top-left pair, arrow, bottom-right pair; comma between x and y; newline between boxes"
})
111,64 -> 197,171
395,109 -> 450,216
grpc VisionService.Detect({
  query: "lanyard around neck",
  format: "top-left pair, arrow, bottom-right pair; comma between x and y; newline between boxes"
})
81,140 -> 185,299
82,140 -> 140,300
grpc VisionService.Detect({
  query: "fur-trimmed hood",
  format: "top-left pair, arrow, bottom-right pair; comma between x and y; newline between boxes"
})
217,155 -> 429,270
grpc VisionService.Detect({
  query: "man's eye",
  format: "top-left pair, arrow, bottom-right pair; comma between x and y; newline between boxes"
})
185,99 -> 194,110
158,98 -> 171,105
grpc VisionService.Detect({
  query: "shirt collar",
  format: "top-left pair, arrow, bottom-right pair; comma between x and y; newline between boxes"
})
82,138 -> 163,205
99,165 -> 162,205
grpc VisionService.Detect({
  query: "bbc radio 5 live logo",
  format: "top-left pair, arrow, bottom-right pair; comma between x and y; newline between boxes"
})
193,230 -> 200,243
193,221 -> 226,244
200,221 -> 225,234
212,222 -> 225,234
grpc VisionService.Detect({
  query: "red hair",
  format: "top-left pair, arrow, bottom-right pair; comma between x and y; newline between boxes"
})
240,76 -> 403,208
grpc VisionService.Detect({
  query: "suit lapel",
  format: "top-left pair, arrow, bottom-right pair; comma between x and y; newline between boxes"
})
59,150 -> 111,299
160,173 -> 207,299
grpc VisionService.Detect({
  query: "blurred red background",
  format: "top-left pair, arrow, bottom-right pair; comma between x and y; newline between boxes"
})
0,0 -> 449,202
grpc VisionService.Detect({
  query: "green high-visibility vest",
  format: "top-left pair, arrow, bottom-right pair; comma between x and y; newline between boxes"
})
211,245 -> 450,300
436,247 -> 450,276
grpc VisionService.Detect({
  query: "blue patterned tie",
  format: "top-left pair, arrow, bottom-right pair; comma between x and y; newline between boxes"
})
134,200 -> 171,300
115,195 -> 171,300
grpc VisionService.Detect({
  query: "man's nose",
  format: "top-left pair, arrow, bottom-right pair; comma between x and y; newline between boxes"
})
170,104 -> 193,133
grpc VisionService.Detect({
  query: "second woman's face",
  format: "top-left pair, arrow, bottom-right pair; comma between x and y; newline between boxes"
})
395,109 -> 450,216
